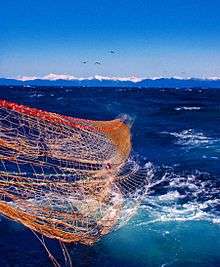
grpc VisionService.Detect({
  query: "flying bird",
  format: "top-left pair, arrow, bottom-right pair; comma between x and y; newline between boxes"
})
95,61 -> 101,65
109,50 -> 115,54
82,61 -> 88,64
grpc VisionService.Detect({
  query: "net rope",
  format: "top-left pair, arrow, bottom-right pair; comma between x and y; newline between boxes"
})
0,99 -> 148,245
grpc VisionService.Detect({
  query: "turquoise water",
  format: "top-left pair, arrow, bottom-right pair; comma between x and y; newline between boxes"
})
98,220 -> 220,267
0,86 -> 219,266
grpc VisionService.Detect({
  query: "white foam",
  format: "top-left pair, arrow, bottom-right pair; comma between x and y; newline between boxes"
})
158,190 -> 182,201
175,106 -> 201,111
161,129 -> 217,148
29,93 -> 44,98
127,163 -> 220,226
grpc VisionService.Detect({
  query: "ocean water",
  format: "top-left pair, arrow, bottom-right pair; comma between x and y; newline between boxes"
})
0,86 -> 220,267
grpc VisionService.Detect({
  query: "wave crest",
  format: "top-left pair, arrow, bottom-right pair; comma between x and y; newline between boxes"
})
138,164 -> 220,225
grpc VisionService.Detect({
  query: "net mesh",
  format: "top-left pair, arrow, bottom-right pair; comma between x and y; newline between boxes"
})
0,99 -> 148,245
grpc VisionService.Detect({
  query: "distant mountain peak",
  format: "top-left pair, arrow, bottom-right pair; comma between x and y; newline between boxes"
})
0,74 -> 220,88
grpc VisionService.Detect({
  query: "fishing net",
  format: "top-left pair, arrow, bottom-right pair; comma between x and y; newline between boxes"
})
0,99 -> 148,245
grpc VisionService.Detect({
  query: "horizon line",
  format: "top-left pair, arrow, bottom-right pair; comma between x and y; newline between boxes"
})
1,73 -> 220,82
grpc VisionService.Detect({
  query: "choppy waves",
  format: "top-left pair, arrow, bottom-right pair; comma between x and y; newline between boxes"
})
137,163 -> 220,225
161,129 -> 218,148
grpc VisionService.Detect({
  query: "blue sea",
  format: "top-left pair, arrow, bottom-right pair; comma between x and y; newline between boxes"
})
0,86 -> 220,267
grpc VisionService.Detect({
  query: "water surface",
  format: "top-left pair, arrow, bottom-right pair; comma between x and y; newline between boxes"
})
0,86 -> 219,267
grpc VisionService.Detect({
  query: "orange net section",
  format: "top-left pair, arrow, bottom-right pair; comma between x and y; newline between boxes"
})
0,100 -> 148,245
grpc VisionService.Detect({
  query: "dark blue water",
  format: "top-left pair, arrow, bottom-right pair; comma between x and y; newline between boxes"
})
0,86 -> 220,267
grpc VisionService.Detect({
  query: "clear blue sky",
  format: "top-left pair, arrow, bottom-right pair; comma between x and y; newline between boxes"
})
1,0 -> 220,78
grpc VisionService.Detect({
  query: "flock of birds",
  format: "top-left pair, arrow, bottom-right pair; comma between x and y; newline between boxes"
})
82,50 -> 115,65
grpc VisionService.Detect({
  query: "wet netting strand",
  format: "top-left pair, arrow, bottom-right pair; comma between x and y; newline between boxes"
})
0,99 -> 149,248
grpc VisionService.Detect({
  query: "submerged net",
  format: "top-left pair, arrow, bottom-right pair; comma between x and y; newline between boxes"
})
0,99 -> 148,245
